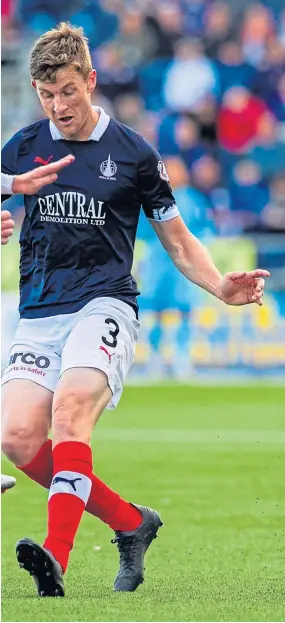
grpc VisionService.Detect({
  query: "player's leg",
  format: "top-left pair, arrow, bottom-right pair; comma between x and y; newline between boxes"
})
53,298 -> 162,592
13,299 -> 162,593
43,367 -> 111,576
2,309 -> 142,534
2,380 -> 52,468
1,337 -> 150,532
1,318 -> 60,483
16,367 -> 113,596
1,379 -> 66,595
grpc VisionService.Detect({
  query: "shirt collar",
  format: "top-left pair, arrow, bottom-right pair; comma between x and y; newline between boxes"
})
49,106 -> 110,141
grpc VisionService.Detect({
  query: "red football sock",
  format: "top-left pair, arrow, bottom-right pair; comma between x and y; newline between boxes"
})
43,441 -> 92,572
19,441 -> 141,532
19,440 -> 53,489
86,475 -> 142,531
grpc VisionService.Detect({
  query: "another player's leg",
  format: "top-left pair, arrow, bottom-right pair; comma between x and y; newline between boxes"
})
1,474 -> 16,493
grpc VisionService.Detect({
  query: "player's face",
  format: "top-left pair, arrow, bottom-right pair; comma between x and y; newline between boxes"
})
33,66 -> 97,140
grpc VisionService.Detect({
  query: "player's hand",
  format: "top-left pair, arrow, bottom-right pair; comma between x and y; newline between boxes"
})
1,210 -> 15,245
12,154 -> 75,195
219,270 -> 270,307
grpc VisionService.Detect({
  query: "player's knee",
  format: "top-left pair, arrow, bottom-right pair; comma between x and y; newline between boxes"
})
1,424 -> 45,466
52,387 -> 93,442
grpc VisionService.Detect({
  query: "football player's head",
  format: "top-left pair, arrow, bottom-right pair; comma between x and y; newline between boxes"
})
30,22 -> 97,139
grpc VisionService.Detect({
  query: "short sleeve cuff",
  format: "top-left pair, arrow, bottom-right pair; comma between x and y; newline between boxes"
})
1,172 -> 14,195
147,203 -> 180,222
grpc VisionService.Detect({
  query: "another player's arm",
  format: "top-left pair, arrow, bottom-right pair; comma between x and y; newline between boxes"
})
151,216 -> 270,307
1,211 -> 15,245
1,154 -> 75,197
1,155 -> 75,245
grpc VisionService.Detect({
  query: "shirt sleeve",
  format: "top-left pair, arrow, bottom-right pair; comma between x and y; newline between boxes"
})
1,173 -> 14,196
1,131 -> 22,201
137,139 -> 180,222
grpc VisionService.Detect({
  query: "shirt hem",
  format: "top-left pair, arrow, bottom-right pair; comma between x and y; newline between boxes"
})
19,292 -> 139,320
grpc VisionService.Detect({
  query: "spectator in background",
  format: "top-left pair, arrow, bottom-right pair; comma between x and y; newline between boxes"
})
202,1 -> 233,58
262,174 -> 285,231
136,111 -> 158,146
255,37 -> 285,103
114,93 -> 144,131
278,9 -> 285,47
70,1 -> 118,49
154,2 -> 184,55
241,2 -> 275,67
180,0 -> 208,38
190,155 -> 227,218
95,42 -> 138,100
191,155 -> 221,195
216,41 -> 258,96
1,0 -> 17,44
17,0 -> 82,33
248,110 -> 285,176
163,37 -> 219,113
165,156 -> 216,238
174,115 -> 210,169
217,86 -> 273,154
2,0 -> 15,23
194,95 -> 218,145
266,73 -> 285,122
114,7 -> 146,67
229,160 -> 269,231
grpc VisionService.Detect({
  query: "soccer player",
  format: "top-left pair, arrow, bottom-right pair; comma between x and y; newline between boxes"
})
1,23 -> 269,598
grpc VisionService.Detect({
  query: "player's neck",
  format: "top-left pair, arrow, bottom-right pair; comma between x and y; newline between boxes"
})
62,108 -> 100,141
78,108 -> 100,141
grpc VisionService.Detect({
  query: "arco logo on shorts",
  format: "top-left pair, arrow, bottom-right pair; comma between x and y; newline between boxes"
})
9,352 -> 50,369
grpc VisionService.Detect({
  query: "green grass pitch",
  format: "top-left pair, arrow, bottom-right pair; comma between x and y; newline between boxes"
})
2,384 -> 285,622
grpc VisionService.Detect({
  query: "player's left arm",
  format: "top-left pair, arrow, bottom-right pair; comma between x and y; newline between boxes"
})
152,215 -> 270,307
138,139 -> 269,307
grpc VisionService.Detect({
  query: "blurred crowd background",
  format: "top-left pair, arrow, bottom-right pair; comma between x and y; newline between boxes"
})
2,0 -> 285,379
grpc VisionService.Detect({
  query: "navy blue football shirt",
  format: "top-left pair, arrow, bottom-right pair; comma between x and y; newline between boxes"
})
1,107 -> 180,319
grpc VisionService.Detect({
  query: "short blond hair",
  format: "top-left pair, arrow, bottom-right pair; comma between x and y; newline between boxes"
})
30,22 -> 92,83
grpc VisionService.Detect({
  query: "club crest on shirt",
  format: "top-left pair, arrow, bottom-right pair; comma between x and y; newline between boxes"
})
100,154 -> 117,181
157,160 -> 169,182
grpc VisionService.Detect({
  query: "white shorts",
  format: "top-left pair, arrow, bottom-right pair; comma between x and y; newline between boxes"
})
1,297 -> 140,409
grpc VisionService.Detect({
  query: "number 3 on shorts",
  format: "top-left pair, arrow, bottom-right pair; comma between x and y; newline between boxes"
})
102,318 -> 120,348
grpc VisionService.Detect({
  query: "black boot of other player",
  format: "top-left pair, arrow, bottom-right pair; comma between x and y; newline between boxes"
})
16,538 -> 64,597
112,504 -> 163,592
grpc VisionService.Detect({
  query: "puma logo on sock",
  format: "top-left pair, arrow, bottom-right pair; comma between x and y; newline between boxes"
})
52,476 -> 82,492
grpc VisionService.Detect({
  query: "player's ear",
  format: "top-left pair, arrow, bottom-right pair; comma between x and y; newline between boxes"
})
87,70 -> 97,94
31,79 -> 37,90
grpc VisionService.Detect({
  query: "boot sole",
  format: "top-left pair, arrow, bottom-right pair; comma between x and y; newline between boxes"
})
16,539 -> 64,597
